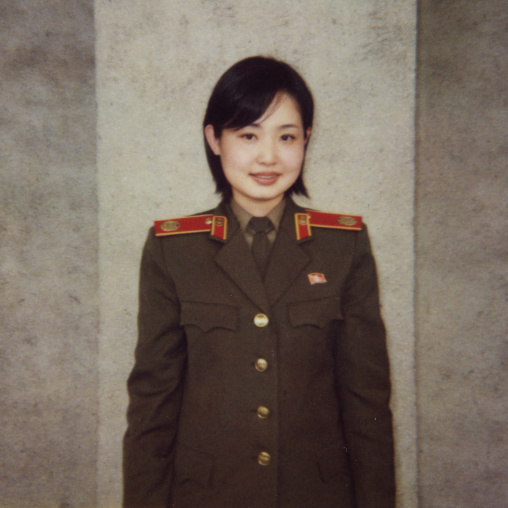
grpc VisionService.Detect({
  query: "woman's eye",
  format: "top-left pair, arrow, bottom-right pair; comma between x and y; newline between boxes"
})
241,133 -> 256,140
281,134 -> 295,142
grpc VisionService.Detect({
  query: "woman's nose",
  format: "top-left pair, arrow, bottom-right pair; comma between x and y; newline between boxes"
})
257,138 -> 277,165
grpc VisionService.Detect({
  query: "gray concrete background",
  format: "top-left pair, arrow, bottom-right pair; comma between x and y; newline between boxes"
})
0,0 -> 505,507
0,1 -> 98,507
415,1 -> 508,506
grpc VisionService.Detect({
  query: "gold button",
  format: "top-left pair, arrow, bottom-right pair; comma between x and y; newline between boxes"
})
257,406 -> 270,419
257,451 -> 271,466
254,313 -> 269,327
255,358 -> 268,372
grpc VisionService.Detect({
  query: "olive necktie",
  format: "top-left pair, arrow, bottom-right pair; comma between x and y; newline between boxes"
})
248,217 -> 274,279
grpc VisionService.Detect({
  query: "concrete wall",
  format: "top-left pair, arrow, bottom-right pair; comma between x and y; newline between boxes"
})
1,0 -> 506,507
415,1 -> 508,506
96,1 -> 416,506
0,1 -> 98,507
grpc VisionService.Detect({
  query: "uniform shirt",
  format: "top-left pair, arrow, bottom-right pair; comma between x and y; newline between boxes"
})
229,198 -> 286,248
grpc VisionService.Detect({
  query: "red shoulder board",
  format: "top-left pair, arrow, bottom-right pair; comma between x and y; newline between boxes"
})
307,209 -> 362,230
154,214 -> 227,240
295,210 -> 362,240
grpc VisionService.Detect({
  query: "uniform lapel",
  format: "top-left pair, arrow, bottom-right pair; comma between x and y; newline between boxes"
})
212,202 -> 270,313
264,199 -> 311,305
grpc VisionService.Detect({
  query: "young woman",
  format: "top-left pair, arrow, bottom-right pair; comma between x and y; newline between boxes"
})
123,56 -> 395,508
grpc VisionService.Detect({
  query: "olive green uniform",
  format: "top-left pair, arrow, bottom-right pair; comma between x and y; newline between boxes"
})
123,198 -> 395,508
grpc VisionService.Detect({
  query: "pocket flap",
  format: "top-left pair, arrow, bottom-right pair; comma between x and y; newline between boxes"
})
288,297 -> 343,328
180,301 -> 238,332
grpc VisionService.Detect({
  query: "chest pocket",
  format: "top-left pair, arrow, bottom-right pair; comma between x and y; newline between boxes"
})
180,301 -> 238,332
288,297 -> 343,328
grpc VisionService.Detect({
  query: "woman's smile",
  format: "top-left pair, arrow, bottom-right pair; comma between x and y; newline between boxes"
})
249,172 -> 281,185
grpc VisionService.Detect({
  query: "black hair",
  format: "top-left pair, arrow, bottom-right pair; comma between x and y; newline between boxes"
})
203,56 -> 314,200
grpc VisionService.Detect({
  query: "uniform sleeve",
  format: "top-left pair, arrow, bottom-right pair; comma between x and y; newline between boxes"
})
123,229 -> 187,508
335,225 -> 395,507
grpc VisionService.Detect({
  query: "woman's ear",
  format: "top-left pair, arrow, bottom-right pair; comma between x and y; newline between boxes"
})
204,125 -> 221,156
304,127 -> 312,144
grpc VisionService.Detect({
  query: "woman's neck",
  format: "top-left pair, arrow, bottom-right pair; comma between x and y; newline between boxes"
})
231,193 -> 284,217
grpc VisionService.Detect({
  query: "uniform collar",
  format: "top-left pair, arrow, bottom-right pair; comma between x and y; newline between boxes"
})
229,198 -> 286,235
211,197 -> 307,242
211,197 -> 311,310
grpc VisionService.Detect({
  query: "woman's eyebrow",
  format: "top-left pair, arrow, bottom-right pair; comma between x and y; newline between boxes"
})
247,123 -> 300,129
279,124 -> 300,129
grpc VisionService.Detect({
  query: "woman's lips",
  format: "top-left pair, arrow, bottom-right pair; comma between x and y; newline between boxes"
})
250,172 -> 280,185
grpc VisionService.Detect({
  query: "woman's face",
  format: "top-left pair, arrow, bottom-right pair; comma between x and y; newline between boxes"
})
205,93 -> 311,216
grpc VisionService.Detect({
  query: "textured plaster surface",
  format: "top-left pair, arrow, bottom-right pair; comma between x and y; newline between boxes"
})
0,1 -> 98,507
416,1 -> 508,506
96,1 -> 416,506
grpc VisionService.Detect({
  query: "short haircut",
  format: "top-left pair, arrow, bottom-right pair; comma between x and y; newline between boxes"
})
203,56 -> 314,200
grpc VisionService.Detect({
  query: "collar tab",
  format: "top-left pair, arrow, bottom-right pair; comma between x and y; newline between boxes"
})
295,213 -> 312,240
210,215 -> 228,241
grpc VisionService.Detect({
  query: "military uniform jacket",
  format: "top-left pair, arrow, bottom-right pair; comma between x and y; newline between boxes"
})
123,198 -> 395,508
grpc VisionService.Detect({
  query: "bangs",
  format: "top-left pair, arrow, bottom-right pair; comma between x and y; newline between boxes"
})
223,89 -> 279,130
208,79 -> 285,133
205,56 -> 311,133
